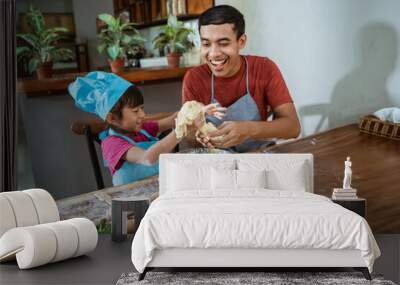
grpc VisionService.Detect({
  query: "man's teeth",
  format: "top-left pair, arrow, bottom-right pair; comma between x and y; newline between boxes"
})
211,59 -> 227,65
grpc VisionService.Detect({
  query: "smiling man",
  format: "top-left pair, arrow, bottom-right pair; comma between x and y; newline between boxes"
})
182,5 -> 301,152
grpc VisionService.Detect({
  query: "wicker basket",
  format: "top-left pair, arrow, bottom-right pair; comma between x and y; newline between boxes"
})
359,115 -> 400,140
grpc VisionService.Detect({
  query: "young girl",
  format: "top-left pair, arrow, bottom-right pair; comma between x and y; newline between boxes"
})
69,71 -> 223,186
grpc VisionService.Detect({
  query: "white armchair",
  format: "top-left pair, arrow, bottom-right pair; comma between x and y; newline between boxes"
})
0,189 -> 98,269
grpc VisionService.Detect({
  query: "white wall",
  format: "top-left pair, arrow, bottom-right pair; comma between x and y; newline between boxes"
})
216,0 -> 400,136
72,0 -> 114,69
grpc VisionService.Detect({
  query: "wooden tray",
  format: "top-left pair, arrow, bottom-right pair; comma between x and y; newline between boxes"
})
359,115 -> 400,140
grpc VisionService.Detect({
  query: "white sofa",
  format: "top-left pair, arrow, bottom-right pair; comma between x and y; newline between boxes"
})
131,153 -> 380,281
0,189 -> 98,269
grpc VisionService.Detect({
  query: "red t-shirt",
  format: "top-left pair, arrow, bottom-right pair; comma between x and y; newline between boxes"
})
101,121 -> 159,175
182,55 -> 293,120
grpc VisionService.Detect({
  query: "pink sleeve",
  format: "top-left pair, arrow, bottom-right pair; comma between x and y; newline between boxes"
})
142,120 -> 159,137
101,136 -> 133,175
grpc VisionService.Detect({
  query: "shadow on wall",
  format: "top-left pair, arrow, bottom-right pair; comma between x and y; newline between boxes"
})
300,22 -> 398,135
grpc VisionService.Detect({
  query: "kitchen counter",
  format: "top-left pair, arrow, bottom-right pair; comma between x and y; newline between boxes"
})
17,65 -> 195,95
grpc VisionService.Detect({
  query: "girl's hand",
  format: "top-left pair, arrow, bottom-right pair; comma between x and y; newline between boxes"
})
202,103 -> 227,120
193,111 -> 206,128
195,130 -> 215,148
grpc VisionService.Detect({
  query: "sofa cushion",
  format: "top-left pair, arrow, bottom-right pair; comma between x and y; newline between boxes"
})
1,191 -> 39,228
0,189 -> 60,238
0,218 -> 97,269
0,196 -> 17,237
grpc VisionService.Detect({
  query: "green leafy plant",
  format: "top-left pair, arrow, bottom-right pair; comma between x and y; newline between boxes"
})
16,6 -> 73,74
97,13 -> 146,61
152,15 -> 194,54
96,219 -> 112,234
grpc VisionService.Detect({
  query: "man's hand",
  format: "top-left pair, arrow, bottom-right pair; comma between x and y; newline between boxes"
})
190,103 -> 227,148
202,103 -> 227,120
208,121 -> 251,148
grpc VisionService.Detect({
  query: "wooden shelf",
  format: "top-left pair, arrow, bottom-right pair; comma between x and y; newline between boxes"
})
113,0 -> 214,29
134,14 -> 201,29
17,65 -> 195,95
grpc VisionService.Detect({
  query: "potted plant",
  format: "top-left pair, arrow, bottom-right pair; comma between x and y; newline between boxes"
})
16,6 -> 74,79
126,44 -> 147,68
97,13 -> 146,73
152,15 -> 194,68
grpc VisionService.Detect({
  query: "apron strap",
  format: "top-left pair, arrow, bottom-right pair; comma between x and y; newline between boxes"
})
245,56 -> 250,94
108,128 -> 158,145
138,129 -> 159,141
108,128 -> 137,145
211,71 -> 216,103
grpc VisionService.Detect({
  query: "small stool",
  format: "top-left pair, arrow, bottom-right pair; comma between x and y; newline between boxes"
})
111,197 -> 149,242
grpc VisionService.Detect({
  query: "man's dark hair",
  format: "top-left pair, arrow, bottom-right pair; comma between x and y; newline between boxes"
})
110,85 -> 144,119
199,5 -> 245,39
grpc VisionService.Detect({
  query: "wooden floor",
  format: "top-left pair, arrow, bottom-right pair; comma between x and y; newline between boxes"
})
265,124 -> 400,233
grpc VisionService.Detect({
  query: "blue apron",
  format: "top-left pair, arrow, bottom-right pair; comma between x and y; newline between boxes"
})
100,128 -> 159,186
206,56 -> 274,153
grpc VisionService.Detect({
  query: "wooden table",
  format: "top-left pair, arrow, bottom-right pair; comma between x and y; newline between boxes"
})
263,124 -> 400,233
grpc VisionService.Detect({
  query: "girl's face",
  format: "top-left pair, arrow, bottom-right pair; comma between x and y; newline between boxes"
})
110,104 -> 146,133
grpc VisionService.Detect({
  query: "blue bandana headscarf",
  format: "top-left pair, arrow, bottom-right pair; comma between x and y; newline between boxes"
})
68,71 -> 133,120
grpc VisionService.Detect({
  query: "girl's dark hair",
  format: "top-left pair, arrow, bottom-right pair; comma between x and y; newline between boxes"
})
199,5 -> 245,39
110,85 -> 144,119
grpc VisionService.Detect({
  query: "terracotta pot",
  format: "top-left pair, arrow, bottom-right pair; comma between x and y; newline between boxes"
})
36,61 -> 53,79
166,52 -> 181,68
109,58 -> 125,73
